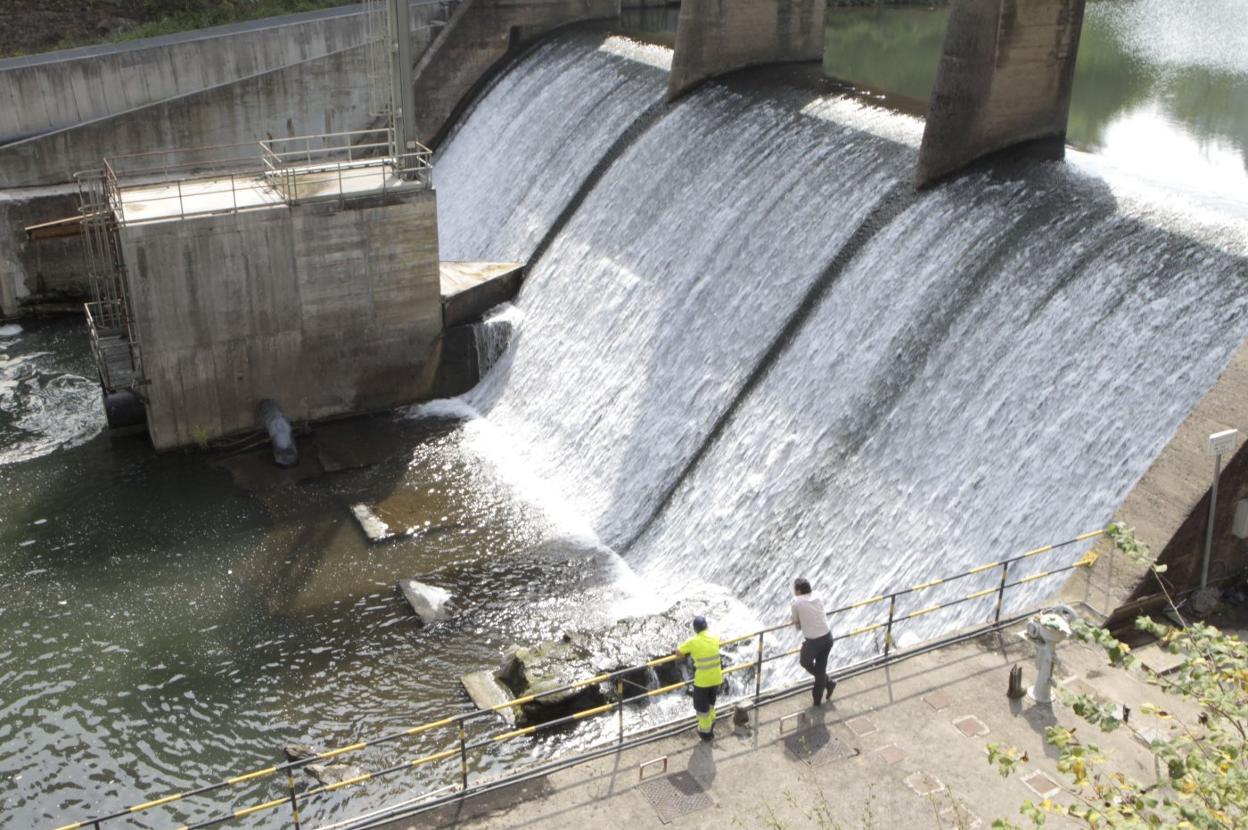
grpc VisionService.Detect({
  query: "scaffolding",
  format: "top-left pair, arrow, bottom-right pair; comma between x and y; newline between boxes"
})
76,171 -> 143,393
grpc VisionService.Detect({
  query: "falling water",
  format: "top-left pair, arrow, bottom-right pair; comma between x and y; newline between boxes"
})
434,33 -> 1248,652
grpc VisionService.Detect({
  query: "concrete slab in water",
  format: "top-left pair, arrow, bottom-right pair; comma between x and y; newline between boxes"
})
440,261 -> 524,327
461,670 -> 516,726
397,579 -> 451,623
351,503 -> 395,541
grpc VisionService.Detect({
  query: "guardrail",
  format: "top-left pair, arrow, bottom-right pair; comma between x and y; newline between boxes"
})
86,128 -> 433,228
48,529 -> 1106,830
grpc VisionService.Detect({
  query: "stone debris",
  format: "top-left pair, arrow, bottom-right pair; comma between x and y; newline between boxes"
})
461,669 -> 517,727
283,743 -> 364,787
351,503 -> 394,541
397,579 -> 451,623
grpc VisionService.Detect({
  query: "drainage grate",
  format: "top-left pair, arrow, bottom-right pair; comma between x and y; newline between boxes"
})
639,771 -> 717,823
783,726 -> 859,767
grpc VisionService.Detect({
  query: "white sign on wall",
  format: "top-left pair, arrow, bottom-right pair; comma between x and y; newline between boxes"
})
1208,429 -> 1239,457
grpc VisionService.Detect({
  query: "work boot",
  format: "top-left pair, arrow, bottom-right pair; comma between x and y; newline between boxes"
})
824,677 -> 837,702
698,729 -> 714,742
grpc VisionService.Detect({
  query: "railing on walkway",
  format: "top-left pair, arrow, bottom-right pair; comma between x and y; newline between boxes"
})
48,529 -> 1106,830
87,128 -> 432,228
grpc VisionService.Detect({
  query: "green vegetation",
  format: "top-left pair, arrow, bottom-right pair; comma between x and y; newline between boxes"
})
988,525 -> 1247,828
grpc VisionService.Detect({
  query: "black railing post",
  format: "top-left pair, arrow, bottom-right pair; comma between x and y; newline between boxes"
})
883,594 -> 897,657
754,631 -> 765,704
285,769 -> 302,830
458,724 -> 470,791
994,561 -> 1011,623
616,680 -> 625,744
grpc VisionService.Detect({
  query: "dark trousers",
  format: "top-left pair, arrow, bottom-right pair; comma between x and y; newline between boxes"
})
800,633 -> 833,704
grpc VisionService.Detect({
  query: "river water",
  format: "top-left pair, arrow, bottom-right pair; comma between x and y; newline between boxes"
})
4,12 -> 1248,830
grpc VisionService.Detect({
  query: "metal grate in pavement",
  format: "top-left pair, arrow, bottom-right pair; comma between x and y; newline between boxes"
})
639,771 -> 717,824
783,725 -> 859,767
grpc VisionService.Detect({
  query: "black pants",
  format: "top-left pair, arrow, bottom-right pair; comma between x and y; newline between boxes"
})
800,633 -> 833,704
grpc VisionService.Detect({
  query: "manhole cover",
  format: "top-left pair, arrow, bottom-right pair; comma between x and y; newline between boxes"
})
783,727 -> 859,767
639,771 -> 717,824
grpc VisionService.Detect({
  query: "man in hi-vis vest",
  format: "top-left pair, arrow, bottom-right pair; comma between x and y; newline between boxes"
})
675,615 -> 723,741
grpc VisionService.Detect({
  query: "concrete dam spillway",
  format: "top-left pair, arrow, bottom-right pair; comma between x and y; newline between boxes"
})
433,32 -> 1248,641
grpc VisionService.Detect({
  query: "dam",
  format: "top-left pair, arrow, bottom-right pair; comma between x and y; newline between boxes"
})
1,1 -> 1247,829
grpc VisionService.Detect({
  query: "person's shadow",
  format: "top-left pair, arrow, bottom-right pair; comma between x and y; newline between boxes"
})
687,739 -> 718,789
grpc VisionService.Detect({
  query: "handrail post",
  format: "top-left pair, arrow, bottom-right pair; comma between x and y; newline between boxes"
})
753,631 -> 764,704
994,562 -> 1011,624
285,769 -> 302,830
458,724 -> 469,791
616,679 -> 625,744
883,594 -> 897,657
176,179 -> 184,220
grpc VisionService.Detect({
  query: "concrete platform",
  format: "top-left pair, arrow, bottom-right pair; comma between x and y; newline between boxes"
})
440,261 -> 524,327
367,620 -> 1199,829
115,163 -> 425,225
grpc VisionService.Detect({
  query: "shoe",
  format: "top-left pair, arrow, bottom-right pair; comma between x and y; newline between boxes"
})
824,677 -> 837,702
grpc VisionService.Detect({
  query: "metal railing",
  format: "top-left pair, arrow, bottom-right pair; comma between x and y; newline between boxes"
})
94,128 -> 432,228
47,529 -> 1106,830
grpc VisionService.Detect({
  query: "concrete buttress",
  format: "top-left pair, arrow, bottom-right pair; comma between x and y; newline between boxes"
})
916,0 -> 1086,188
667,0 -> 827,102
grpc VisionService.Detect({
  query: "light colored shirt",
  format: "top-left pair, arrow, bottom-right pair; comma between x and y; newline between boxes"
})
791,594 -> 831,639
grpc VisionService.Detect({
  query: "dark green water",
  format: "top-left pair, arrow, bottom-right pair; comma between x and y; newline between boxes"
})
822,0 -> 1248,200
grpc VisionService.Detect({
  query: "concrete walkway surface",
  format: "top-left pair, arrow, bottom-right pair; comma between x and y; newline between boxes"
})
368,621 -> 1197,830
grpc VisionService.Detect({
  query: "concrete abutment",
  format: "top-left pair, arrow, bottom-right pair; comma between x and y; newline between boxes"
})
917,0 -> 1086,187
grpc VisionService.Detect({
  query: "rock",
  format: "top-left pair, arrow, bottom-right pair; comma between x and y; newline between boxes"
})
397,579 -> 451,623
284,743 -> 320,762
305,762 -> 366,787
733,704 -> 752,729
461,670 -> 517,726
0,324 -> 21,337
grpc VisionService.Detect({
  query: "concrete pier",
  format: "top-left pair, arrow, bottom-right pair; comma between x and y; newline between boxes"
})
112,162 -> 442,450
667,0 -> 827,101
410,0 -> 620,147
916,0 -> 1086,187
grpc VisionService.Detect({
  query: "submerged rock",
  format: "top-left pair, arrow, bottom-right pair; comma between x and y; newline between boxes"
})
282,743 -> 364,786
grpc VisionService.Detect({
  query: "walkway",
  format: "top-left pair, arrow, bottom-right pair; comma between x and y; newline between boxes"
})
369,620 -> 1193,829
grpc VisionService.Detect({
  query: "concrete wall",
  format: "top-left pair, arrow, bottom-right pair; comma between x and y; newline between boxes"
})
916,0 -> 1085,188
0,188 -> 89,317
411,0 -> 620,147
1059,341 -> 1248,619
0,6 -> 369,146
0,2 -> 451,188
120,190 -> 442,450
667,0 -> 826,101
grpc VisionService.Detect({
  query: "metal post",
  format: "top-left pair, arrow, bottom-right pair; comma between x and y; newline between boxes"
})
388,0 -> 418,179
616,679 -> 625,745
285,770 -> 302,830
458,724 -> 469,791
753,631 -> 764,703
176,179 -> 184,220
994,562 -> 1011,623
230,173 -> 237,213
883,595 -> 897,657
1202,452 -> 1223,590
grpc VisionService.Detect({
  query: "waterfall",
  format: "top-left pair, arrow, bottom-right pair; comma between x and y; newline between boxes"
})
432,32 -> 1248,650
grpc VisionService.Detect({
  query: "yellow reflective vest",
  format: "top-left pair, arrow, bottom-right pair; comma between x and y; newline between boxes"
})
678,631 -> 723,688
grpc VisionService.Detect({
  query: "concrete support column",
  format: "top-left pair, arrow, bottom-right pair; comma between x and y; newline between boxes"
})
410,0 -> 621,148
916,0 -> 1085,188
667,0 -> 827,102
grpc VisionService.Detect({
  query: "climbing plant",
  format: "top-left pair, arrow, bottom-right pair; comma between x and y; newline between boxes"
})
986,523 -> 1247,828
